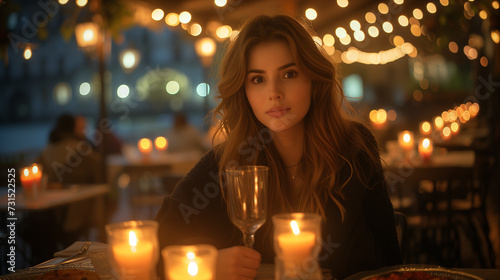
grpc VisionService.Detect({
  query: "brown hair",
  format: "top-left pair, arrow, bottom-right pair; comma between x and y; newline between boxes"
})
212,15 -> 380,220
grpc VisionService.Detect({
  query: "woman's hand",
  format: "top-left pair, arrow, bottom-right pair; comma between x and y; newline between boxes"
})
216,246 -> 261,280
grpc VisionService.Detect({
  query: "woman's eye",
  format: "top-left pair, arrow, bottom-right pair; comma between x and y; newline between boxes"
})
283,71 -> 297,79
251,76 -> 264,84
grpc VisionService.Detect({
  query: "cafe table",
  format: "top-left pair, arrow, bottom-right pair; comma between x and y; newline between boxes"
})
2,241 -> 499,279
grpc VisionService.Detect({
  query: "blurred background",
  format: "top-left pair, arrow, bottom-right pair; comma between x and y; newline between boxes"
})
1,0 -> 499,273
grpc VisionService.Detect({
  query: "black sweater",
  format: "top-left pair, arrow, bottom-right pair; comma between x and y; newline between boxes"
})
155,127 -> 402,279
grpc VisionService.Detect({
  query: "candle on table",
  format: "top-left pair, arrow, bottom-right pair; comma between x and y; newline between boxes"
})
162,245 -> 217,280
278,220 -> 316,269
106,220 -> 159,280
398,130 -> 414,152
138,138 -> 153,162
154,136 -> 168,152
418,138 -> 433,162
20,164 -> 43,200
272,213 -> 322,279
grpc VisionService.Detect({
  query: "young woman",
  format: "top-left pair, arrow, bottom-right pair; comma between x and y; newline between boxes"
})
156,15 -> 401,280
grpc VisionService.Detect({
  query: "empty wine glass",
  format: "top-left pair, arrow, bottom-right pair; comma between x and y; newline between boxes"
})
225,165 -> 268,248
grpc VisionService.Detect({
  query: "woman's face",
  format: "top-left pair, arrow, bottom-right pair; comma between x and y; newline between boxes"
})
244,40 -> 312,134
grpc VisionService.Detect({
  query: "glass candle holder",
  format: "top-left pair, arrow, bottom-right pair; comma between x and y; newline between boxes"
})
272,213 -> 322,280
162,244 -> 217,280
20,163 -> 43,201
105,220 -> 159,280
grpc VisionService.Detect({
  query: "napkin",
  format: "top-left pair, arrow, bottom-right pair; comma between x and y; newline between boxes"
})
54,241 -> 107,257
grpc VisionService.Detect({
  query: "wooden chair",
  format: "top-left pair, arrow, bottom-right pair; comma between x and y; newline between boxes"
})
394,211 -> 408,264
385,165 -> 495,267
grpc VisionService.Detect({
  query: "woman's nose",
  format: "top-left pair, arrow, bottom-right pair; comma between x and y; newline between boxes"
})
268,80 -> 283,100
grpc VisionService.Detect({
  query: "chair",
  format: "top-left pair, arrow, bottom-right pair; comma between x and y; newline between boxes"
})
394,211 -> 408,264
385,165 -> 495,267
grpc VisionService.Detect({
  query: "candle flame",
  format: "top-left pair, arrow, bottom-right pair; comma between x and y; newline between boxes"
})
290,220 -> 300,235
422,138 -> 430,149
32,165 -> 39,174
138,138 -> 152,152
129,230 -> 137,247
186,252 -> 195,260
187,261 -> 198,276
154,136 -> 168,150
403,133 -> 411,143
23,168 -> 29,177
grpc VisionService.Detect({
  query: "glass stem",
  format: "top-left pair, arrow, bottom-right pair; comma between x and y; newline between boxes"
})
243,232 -> 255,248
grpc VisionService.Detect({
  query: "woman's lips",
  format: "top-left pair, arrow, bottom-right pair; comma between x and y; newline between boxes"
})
266,107 -> 290,118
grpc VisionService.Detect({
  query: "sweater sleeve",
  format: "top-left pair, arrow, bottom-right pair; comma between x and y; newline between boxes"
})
358,124 -> 403,266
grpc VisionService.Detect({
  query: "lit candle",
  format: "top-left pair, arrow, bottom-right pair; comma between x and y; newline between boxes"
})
418,138 -> 433,162
20,164 -> 42,200
112,230 -> 154,275
277,220 -> 316,273
106,220 -> 159,280
162,245 -> 217,280
154,136 -> 168,152
398,130 -> 414,152
138,138 -> 153,161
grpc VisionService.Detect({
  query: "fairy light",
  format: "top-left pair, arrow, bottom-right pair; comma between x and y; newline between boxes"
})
337,0 -> 349,8
440,0 -> 449,6
179,11 -> 192,24
368,26 -> 379,37
413,8 -> 423,20
151,9 -> 164,21
382,22 -> 393,33
426,2 -> 437,13
365,12 -> 376,23
398,15 -> 409,27
378,3 -> 389,14
323,34 -> 335,46
350,20 -> 361,31
165,13 -> 180,26
305,8 -> 317,20
335,27 -> 347,39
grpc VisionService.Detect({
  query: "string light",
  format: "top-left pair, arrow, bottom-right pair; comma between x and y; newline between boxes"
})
305,8 -> 317,20
337,0 -> 349,8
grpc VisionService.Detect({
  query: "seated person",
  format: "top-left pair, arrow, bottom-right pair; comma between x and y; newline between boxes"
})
156,15 -> 401,280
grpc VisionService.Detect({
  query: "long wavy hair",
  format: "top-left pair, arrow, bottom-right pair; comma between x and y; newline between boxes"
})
212,15 -> 380,220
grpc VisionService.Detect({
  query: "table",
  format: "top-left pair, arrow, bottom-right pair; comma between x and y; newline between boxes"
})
0,184 -> 110,211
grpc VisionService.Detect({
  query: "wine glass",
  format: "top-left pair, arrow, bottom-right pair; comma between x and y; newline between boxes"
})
225,165 -> 268,248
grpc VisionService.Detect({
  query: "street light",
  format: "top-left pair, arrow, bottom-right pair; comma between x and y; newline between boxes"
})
75,19 -> 108,183
194,37 -> 216,116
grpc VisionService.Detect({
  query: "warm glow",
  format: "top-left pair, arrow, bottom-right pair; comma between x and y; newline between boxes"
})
305,8 -> 317,20
434,116 -> 444,129
378,3 -> 389,14
179,11 -> 192,24
479,10 -> 488,19
187,261 -> 199,276
398,15 -> 409,27
165,13 -> 180,26
448,110 -> 457,122
214,0 -> 227,7
449,41 -> 458,53
441,111 -> 449,122
187,252 -> 195,260
480,56 -> 488,67
382,22 -> 393,33
422,138 -> 431,149
411,25 -> 421,37
76,0 -> 87,7
155,136 -> 168,150
365,12 -> 376,23
151,9 -> 164,21
350,20 -> 361,31
59,0 -> 69,4
440,0 -> 449,6
216,25 -> 232,38
493,1 -> 500,9
166,81 -> 180,95
403,132 -> 411,143
189,23 -> 202,36
195,37 -> 217,58
335,27 -> 347,39
290,220 -> 300,235
427,3 -> 437,13
413,8 -> 423,20
442,127 -> 451,138
129,231 -> 137,247
387,110 -> 397,121
394,0 -> 404,4
393,36 -> 404,46
337,0 -> 349,8
339,34 -> 351,45
23,168 -> 29,177
421,121 -> 431,134
117,85 -> 130,99
75,22 -> 99,48
354,30 -> 365,41
368,26 -> 379,37
323,34 -> 335,46
377,109 -> 387,124
138,138 -> 153,152
32,164 -> 39,174
491,30 -> 500,44
24,47 -> 32,60
451,122 -> 460,133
